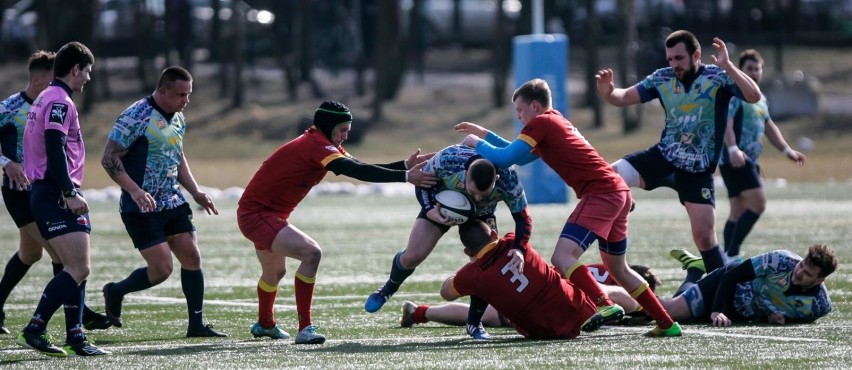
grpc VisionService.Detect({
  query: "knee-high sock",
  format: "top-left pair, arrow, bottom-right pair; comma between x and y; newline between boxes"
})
111,267 -> 154,296
728,210 -> 760,257
700,245 -> 726,273
467,295 -> 488,327
64,280 -> 86,343
566,263 -> 614,307
412,305 -> 429,324
383,251 -> 414,296
722,220 -> 736,255
631,283 -> 674,329
257,278 -> 278,328
53,263 -> 98,319
181,268 -> 205,329
0,253 -> 31,310
294,272 -> 316,331
25,271 -> 77,334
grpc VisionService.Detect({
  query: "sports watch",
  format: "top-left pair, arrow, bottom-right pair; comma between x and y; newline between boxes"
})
63,188 -> 80,198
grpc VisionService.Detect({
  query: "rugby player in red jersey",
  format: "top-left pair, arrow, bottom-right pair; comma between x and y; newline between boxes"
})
458,78 -> 680,337
237,100 -> 437,344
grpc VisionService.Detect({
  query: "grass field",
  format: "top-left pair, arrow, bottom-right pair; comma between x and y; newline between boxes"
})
0,183 -> 850,369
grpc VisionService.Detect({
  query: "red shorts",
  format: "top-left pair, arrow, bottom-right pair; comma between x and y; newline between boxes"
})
567,190 -> 631,242
237,207 -> 289,251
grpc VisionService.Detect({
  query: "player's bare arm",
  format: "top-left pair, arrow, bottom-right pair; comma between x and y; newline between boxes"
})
454,121 -> 489,137
712,37 -> 762,103
764,119 -> 806,165
177,151 -> 218,215
595,69 -> 642,106
102,139 -> 157,212
724,117 -> 747,168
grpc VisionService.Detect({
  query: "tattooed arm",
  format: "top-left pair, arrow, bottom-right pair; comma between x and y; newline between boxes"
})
102,139 -> 157,212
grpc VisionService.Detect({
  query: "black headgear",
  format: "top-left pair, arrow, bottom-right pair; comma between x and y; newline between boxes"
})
313,100 -> 352,141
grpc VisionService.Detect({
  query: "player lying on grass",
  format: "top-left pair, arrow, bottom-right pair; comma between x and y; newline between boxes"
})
438,220 -> 674,339
401,263 -> 660,328
666,244 -> 835,326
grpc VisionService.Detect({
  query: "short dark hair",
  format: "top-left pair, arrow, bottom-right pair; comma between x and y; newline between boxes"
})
27,50 -> 55,75
629,264 -> 661,292
458,220 -> 492,256
665,30 -> 700,57
805,244 -> 837,278
738,49 -> 764,69
467,159 -> 496,192
53,41 -> 94,78
157,66 -> 193,89
512,78 -> 552,109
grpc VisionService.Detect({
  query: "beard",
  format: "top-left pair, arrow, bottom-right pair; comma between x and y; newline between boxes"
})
675,64 -> 697,82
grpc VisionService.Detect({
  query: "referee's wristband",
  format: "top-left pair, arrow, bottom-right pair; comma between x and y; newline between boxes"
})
727,145 -> 739,155
783,146 -> 795,156
0,156 -> 10,168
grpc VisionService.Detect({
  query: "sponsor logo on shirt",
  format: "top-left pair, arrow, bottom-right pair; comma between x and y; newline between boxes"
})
49,103 -> 68,126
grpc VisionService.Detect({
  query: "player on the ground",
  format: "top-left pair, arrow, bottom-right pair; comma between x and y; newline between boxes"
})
0,51 -> 110,335
596,30 -> 762,275
17,41 -> 108,357
719,49 -> 806,261
100,66 -> 227,338
364,144 -> 531,340
401,263 -> 660,328
238,100 -> 437,344
441,220 -> 604,339
664,244 -> 835,326
458,78 -> 679,337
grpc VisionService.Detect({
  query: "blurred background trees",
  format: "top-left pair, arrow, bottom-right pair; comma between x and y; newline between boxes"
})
0,0 -> 848,129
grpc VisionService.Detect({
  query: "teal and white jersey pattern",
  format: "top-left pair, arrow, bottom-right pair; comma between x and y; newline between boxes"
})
724,95 -> 771,164
734,250 -> 832,321
108,97 -> 188,213
423,144 -> 527,215
637,64 -> 744,173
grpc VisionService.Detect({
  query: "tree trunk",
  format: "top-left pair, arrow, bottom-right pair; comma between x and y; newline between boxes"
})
583,0 -> 602,128
492,0 -> 508,108
618,0 -> 640,133
231,0 -> 245,108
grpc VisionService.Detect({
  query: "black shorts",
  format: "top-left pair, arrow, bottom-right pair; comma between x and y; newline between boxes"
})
2,186 -> 34,227
624,146 -> 716,206
417,208 -> 497,235
30,181 -> 91,240
120,203 -> 195,250
719,160 -> 762,198
693,262 -> 747,322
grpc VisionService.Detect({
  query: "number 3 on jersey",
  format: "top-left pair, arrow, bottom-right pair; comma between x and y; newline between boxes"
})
500,261 -> 529,292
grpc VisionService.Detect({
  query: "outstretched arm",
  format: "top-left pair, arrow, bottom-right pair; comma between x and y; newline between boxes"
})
764,118 -> 805,165
461,135 -> 537,168
711,37 -> 761,103
326,157 -> 438,187
595,69 -> 642,107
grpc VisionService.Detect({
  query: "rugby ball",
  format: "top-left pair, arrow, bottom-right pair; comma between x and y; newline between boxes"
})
435,190 -> 476,223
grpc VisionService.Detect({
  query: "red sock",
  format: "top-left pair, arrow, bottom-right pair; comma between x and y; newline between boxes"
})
631,284 -> 674,329
567,264 -> 614,307
294,273 -> 316,331
257,278 -> 278,328
412,305 -> 429,324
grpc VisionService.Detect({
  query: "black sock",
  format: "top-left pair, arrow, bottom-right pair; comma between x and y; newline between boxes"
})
0,253 -> 32,310
467,295 -> 488,327
700,245 -> 725,273
722,220 -> 735,255
64,280 -> 86,344
182,268 -> 205,328
728,210 -> 760,257
383,251 -> 414,296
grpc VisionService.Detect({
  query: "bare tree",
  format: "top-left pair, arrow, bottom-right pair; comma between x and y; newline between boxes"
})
492,0 -> 509,108
583,0 -> 602,128
231,0 -> 245,108
371,0 -> 407,121
618,0 -> 641,133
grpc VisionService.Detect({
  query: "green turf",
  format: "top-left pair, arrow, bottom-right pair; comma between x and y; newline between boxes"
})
1,183 -> 850,369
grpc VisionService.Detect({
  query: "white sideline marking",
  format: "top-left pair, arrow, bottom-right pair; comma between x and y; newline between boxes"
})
124,292 -> 439,310
608,326 -> 828,342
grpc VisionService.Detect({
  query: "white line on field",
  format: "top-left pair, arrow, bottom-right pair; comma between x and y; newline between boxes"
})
123,292 -> 439,310
608,326 -> 828,342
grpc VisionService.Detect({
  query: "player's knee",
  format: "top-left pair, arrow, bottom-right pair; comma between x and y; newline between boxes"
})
17,247 -> 43,265
611,159 -> 640,187
149,261 -> 174,284
301,245 -> 322,266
